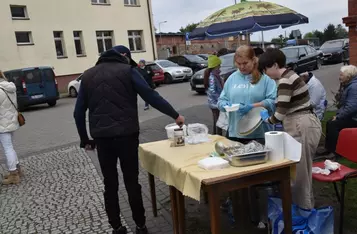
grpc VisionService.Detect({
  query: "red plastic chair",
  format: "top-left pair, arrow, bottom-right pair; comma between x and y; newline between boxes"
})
312,128 -> 357,234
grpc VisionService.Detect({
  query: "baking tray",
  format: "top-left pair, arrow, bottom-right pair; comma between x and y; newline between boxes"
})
225,150 -> 270,167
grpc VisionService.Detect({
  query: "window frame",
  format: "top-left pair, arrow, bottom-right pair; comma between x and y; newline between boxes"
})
96,31 -> 114,54
10,5 -> 29,20
91,0 -> 110,5
73,31 -> 86,57
124,0 -> 140,6
15,31 -> 33,45
127,30 -> 145,52
53,31 -> 67,58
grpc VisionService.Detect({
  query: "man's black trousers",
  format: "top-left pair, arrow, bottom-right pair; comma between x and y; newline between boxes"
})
95,134 -> 146,229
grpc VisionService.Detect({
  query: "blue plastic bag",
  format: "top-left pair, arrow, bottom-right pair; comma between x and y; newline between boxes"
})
268,197 -> 334,234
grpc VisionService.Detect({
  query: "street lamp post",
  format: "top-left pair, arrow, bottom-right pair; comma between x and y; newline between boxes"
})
159,21 -> 167,45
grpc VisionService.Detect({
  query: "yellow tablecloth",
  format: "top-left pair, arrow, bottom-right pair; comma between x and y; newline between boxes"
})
139,135 -> 292,201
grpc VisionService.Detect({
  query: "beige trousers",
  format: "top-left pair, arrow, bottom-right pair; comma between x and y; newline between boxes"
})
283,112 -> 321,209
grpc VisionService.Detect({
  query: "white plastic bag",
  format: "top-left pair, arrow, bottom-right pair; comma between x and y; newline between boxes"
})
216,112 -> 229,131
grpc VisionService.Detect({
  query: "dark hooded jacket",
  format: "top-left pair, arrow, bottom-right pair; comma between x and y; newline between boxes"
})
80,49 -> 139,138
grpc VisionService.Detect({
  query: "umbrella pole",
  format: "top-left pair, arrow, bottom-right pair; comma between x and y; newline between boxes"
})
261,31 -> 265,50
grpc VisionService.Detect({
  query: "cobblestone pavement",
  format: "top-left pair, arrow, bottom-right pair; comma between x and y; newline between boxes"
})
0,145 -> 132,234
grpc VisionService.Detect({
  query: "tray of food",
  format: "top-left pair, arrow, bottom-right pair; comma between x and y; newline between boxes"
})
222,141 -> 270,167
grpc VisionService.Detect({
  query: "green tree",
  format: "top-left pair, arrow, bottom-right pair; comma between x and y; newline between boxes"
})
179,23 -> 199,33
313,30 -> 324,44
335,24 -> 348,39
323,24 -> 338,41
303,32 -> 314,39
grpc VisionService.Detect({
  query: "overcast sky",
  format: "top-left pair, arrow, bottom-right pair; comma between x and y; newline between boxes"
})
152,0 -> 348,41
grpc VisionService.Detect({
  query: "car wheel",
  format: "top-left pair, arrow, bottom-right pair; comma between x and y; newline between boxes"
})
164,73 -> 173,84
69,87 -> 78,98
48,100 -> 57,107
314,59 -> 322,70
155,82 -> 160,87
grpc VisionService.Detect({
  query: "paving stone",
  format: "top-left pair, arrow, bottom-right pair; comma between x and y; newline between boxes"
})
0,146 -> 132,234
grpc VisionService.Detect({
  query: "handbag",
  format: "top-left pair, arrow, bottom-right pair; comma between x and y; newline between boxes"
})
0,88 -> 25,126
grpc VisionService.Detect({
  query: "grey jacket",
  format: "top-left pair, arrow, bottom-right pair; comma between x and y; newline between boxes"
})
337,76 -> 357,121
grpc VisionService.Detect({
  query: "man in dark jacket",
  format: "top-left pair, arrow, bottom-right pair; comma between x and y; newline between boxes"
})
138,59 -> 154,110
74,45 -> 185,234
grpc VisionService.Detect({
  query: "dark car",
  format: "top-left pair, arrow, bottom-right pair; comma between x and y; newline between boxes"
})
197,54 -> 209,60
4,66 -> 59,111
320,39 -> 349,64
280,45 -> 322,74
190,53 -> 235,94
167,55 -> 208,73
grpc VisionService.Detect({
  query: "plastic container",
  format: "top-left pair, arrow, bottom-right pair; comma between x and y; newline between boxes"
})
165,123 -> 187,140
224,104 -> 240,112
226,151 -> 269,167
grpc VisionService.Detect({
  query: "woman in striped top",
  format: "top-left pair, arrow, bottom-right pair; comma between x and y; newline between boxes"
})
258,48 -> 321,210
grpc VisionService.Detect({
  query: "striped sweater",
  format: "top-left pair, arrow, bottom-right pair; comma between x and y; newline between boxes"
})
269,70 -> 312,124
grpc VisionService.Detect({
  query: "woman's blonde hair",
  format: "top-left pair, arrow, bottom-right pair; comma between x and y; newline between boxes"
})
340,65 -> 357,82
235,45 -> 262,84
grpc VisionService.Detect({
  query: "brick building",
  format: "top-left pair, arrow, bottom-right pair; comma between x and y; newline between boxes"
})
343,0 -> 357,65
156,33 -> 250,59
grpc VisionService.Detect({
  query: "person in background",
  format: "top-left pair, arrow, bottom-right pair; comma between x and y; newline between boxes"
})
253,47 -> 264,58
138,59 -> 155,111
0,70 -> 22,185
218,45 -> 277,143
217,48 -> 230,57
204,55 -> 224,135
300,71 -> 327,120
318,65 -> 357,158
259,48 -> 321,210
74,45 -> 185,234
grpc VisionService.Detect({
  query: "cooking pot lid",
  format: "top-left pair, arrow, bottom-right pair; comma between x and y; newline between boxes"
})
238,107 -> 266,136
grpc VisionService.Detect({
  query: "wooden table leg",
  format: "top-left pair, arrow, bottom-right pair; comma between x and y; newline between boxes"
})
279,175 -> 293,234
176,189 -> 185,234
148,173 -> 158,217
169,186 -> 179,234
207,185 -> 220,234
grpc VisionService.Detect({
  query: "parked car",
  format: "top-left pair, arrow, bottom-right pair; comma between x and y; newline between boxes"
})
155,60 -> 193,84
190,53 -> 235,94
197,54 -> 209,60
320,39 -> 349,64
4,66 -> 59,111
146,62 -> 165,86
68,75 -> 82,97
167,55 -> 208,73
280,45 -> 322,74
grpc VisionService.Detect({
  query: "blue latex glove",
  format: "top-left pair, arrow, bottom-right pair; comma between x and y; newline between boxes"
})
238,104 -> 253,115
260,110 -> 270,123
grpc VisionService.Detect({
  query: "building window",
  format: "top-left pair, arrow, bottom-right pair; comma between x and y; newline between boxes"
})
128,30 -> 144,52
96,31 -> 113,54
53,31 -> 67,58
15,32 -> 33,45
73,31 -> 86,56
10,5 -> 29,19
124,0 -> 139,6
91,0 -> 109,4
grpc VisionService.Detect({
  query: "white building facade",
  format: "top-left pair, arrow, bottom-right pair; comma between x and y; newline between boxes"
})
0,0 -> 156,81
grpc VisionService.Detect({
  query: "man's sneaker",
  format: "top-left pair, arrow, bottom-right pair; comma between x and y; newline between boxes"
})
112,226 -> 127,234
144,106 -> 150,111
136,225 -> 148,234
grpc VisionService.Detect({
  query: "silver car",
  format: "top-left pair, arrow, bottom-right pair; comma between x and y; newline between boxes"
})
155,60 -> 193,84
